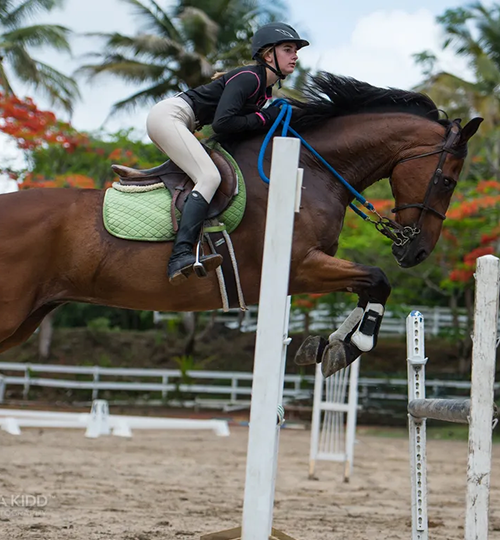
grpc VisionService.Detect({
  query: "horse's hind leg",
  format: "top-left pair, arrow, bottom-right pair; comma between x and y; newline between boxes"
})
293,253 -> 391,377
0,304 -> 60,354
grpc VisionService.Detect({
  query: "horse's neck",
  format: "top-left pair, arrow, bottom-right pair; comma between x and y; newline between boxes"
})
231,113 -> 439,198
307,114 -> 438,193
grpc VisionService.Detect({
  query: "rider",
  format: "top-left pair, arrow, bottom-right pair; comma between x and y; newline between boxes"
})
146,22 -> 309,286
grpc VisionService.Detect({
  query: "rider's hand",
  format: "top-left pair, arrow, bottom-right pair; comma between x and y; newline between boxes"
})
262,106 -> 281,125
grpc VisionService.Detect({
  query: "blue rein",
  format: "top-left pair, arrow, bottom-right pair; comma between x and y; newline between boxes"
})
257,98 -> 374,220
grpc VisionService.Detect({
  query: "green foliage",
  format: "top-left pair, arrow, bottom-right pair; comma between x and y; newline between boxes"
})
97,354 -> 113,367
171,353 -> 217,402
86,317 -> 118,333
30,129 -> 165,188
172,353 -> 216,377
54,303 -> 155,330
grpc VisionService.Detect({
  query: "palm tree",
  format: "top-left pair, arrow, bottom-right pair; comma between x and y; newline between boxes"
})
77,0 -> 286,115
415,3 -> 500,132
414,3 -> 500,178
0,0 -> 80,113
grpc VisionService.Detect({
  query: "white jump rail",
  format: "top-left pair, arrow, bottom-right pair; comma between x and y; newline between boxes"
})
0,402 -> 230,437
407,254 -> 500,540
308,358 -> 360,482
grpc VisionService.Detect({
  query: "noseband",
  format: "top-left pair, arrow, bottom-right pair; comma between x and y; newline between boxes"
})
384,121 -> 463,247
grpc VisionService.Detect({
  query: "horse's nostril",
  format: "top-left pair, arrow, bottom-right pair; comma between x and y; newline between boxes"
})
416,249 -> 428,264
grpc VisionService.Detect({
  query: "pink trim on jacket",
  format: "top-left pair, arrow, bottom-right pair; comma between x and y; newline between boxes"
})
255,112 -> 266,125
225,70 -> 261,98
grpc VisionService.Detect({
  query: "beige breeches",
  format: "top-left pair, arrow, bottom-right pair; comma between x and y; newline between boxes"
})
146,96 -> 221,202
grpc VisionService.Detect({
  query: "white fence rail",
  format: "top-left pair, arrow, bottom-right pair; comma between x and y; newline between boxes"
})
155,304 -> 498,337
0,363 -> 309,409
1,363 -> 499,412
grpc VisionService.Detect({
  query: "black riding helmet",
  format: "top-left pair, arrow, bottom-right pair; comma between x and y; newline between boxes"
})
251,23 -> 309,80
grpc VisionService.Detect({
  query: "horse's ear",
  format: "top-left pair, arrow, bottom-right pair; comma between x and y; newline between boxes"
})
459,117 -> 483,144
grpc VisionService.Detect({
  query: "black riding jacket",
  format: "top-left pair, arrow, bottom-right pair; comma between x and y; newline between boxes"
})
185,64 -> 273,134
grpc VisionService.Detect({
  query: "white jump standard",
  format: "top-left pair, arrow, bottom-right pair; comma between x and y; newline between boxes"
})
308,358 -> 360,482
407,254 -> 500,540
202,137 -> 303,540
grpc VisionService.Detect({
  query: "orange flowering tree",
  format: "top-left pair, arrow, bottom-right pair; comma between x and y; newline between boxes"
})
0,92 -> 164,189
440,179 -> 500,285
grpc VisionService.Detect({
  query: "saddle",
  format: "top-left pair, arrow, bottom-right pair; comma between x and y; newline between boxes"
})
111,144 -> 238,231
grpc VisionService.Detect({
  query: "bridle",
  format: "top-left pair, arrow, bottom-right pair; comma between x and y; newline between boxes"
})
378,121 -> 463,247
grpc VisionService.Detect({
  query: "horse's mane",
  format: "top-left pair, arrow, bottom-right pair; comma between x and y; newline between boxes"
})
288,72 -> 443,131
214,72 -> 448,151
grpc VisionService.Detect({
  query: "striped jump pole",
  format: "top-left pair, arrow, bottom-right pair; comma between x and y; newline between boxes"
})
407,254 -> 500,540
202,137 -> 303,540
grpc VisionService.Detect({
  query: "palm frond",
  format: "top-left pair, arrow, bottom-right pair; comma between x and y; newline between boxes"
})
0,62 -> 15,94
4,46 -> 79,112
29,60 -> 80,113
179,6 -> 218,55
474,53 -> 500,88
120,0 -> 182,41
82,32 -> 188,64
4,43 -> 39,80
2,0 -> 63,28
2,24 -> 71,52
76,56 -> 167,84
107,78 -> 180,116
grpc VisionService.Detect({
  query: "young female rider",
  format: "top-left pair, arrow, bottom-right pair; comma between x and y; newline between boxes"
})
146,22 -> 309,286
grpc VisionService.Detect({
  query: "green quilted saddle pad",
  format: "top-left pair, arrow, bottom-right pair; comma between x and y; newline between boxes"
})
103,143 -> 246,242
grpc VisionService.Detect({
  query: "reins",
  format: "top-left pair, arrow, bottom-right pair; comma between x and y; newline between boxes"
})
257,99 -> 461,246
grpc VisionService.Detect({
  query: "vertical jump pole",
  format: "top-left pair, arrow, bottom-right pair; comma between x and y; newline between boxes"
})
407,310 -> 428,540
465,254 -> 500,540
241,137 -> 302,540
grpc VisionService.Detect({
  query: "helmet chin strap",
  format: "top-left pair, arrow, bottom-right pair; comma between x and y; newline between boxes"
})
256,48 -> 286,88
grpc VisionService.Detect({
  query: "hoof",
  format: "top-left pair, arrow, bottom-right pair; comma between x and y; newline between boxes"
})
294,335 -> 327,366
321,340 -> 347,378
321,339 -> 362,378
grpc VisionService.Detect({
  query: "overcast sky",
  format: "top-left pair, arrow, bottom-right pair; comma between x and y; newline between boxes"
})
7,0 -> 496,138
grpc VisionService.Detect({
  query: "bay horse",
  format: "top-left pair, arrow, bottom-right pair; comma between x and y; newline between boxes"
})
0,73 -> 481,377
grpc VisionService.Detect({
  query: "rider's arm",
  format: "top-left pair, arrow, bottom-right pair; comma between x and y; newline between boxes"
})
212,71 -> 269,134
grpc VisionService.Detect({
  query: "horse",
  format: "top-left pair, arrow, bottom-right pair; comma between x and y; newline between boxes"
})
0,73 -> 481,377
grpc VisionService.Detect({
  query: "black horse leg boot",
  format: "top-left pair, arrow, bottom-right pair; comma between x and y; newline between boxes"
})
167,191 -> 222,286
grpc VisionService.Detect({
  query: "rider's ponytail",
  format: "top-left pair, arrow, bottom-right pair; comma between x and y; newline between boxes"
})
211,71 -> 227,80
211,46 -> 275,81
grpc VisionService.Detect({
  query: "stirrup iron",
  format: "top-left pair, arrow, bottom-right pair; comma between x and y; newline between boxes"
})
193,239 -> 208,278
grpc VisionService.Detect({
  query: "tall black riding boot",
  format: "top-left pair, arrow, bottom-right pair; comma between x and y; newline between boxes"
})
167,191 -> 222,286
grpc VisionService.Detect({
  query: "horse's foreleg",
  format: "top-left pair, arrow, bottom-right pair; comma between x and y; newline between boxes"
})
292,252 -> 391,378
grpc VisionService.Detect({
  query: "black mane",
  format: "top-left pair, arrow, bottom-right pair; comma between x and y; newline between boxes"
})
289,72 -> 443,131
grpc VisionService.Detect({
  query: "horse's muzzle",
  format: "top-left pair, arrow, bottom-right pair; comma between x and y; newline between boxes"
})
392,241 -> 429,268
